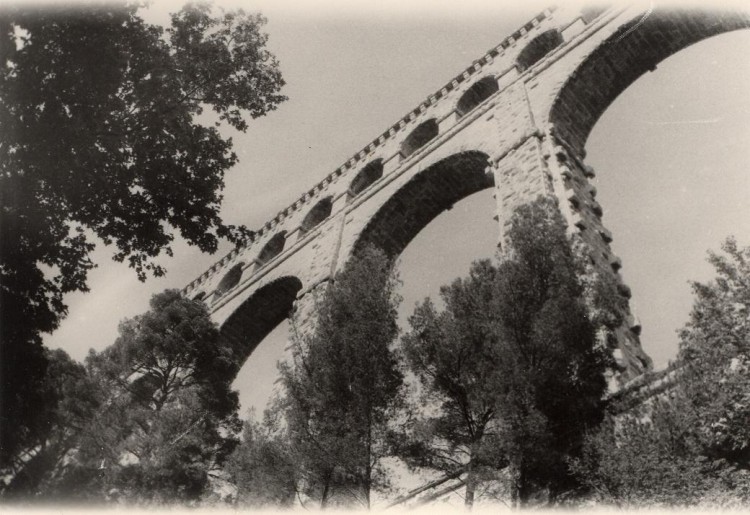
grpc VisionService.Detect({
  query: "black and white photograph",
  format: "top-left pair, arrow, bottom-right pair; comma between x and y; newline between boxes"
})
1,0 -> 749,510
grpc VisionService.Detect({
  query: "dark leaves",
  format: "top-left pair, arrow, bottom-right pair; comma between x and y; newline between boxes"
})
1,0 -> 285,470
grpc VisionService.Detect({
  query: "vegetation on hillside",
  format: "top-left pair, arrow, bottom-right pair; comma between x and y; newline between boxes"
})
2,170 -> 748,511
571,237 -> 750,508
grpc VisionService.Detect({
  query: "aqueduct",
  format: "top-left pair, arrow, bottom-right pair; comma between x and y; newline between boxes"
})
181,2 -> 750,389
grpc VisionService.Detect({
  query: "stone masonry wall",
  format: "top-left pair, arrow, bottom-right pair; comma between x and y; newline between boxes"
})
181,2 -> 749,388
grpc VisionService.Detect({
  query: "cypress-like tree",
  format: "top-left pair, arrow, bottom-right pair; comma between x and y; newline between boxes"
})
280,245 -> 403,509
400,197 -> 614,507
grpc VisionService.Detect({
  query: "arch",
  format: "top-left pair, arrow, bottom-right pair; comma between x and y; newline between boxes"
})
351,151 -> 494,261
219,276 -> 303,368
255,231 -> 287,270
298,197 -> 333,238
516,29 -> 563,72
349,159 -> 384,198
400,119 -> 439,159
456,76 -> 499,118
192,291 -> 207,301
215,262 -> 245,297
548,7 -> 750,155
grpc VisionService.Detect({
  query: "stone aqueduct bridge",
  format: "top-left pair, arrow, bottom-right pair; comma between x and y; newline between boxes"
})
182,3 -> 750,387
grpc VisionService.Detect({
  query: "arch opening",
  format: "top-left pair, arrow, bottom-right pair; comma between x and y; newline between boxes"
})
400,119 -> 439,159
349,159 -> 384,198
219,276 -> 303,370
192,291 -> 207,301
298,197 -> 333,239
550,14 -> 750,369
456,76 -> 499,118
395,188 -> 499,324
549,8 -> 750,155
351,151 -> 494,262
516,29 -> 563,72
215,262 -> 245,297
255,231 -> 287,270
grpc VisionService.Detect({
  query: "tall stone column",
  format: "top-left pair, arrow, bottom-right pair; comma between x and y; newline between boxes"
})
543,123 -> 652,385
489,114 -> 651,387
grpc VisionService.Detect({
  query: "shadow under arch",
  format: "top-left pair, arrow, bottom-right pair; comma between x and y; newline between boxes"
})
219,276 -> 303,371
456,76 -> 499,118
516,29 -> 562,73
351,151 -> 494,263
549,6 -> 750,155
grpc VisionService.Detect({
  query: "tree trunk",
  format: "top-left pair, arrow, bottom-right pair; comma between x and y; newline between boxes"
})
509,462 -> 521,509
464,461 -> 476,509
365,411 -> 372,509
320,470 -> 332,509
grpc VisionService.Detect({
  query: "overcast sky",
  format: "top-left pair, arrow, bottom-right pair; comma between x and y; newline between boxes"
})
45,1 -> 750,415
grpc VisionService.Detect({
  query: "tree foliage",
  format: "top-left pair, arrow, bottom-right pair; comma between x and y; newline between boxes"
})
399,262 -> 508,507
399,197 -> 615,507
0,1 -> 285,468
678,237 -> 750,468
82,289 -> 242,505
1,290 -> 243,505
280,246 -> 404,508
224,408 -> 299,508
572,237 -> 750,507
0,348 -> 102,499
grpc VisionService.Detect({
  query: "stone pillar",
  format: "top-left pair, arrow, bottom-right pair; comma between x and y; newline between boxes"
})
287,280 -> 330,350
489,116 -> 651,386
542,123 -> 652,385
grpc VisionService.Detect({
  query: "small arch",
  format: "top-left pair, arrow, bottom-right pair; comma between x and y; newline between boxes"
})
298,197 -> 333,239
255,232 -> 287,270
456,76 -> 499,118
516,30 -> 563,72
192,291 -> 207,301
581,6 -> 607,24
215,262 -> 245,297
349,159 -> 384,198
400,119 -> 439,159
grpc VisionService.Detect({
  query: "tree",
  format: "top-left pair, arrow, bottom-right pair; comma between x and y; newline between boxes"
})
36,289 -> 243,505
493,198 -> 614,505
279,246 -> 404,509
224,408 -> 299,508
399,261 -> 508,508
399,197 -> 614,507
0,348 -> 102,499
678,237 -> 750,469
571,237 -> 750,508
0,0 -> 285,469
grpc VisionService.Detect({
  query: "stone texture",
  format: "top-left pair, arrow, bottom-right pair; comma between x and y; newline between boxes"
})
181,3 -> 750,388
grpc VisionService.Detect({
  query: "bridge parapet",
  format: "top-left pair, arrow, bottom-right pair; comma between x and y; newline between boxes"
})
179,4 -> 602,304
180,2 -> 749,385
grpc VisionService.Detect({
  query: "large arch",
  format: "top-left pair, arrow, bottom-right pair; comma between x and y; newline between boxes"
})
351,151 -> 494,261
549,7 -> 750,155
218,276 -> 303,370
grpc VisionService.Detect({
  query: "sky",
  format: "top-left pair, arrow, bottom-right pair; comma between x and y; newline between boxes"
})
44,1 -> 750,416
